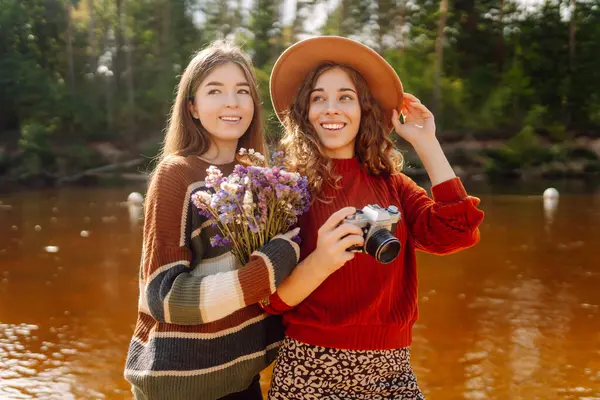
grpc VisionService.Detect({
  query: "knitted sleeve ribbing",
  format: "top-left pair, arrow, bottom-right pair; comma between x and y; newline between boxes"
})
395,175 -> 484,255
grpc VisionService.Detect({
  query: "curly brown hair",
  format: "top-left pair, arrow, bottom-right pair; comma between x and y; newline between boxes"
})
279,63 -> 403,201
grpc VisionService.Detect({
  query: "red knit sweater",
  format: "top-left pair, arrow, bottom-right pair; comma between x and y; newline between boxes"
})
263,157 -> 484,350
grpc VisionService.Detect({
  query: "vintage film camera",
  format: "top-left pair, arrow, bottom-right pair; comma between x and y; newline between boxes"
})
344,204 -> 401,264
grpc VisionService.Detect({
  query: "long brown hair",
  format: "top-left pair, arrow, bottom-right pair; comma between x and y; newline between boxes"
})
158,41 -> 267,165
279,63 -> 403,200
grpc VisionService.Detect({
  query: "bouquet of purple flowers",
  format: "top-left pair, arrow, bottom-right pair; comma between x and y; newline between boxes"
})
191,149 -> 310,265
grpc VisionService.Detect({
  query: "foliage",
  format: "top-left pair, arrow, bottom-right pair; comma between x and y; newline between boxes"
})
2,0 -> 600,180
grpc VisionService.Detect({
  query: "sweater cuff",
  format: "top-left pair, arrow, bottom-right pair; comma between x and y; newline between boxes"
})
431,177 -> 468,203
253,236 -> 300,288
259,291 -> 294,315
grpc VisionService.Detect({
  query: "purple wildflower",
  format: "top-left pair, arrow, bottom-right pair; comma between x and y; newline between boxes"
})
190,149 -> 311,264
210,234 -> 232,247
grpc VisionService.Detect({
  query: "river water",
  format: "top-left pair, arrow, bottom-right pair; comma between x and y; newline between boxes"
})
0,181 -> 599,399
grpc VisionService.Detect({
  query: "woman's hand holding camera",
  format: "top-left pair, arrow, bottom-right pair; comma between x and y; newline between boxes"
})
274,207 -> 364,308
310,207 -> 365,278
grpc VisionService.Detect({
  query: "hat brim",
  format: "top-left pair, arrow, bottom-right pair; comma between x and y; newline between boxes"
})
270,36 -> 404,132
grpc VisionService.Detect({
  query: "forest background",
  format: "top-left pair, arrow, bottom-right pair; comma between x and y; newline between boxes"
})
2,0 -> 600,188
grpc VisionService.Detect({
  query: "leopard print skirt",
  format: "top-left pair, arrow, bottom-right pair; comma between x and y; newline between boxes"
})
268,337 -> 425,400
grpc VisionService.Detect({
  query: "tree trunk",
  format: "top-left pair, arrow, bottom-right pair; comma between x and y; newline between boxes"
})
106,75 -> 113,130
88,0 -> 96,73
291,0 -> 305,43
160,0 -> 172,116
162,0 -> 171,72
569,0 -> 576,69
395,0 -> 405,52
124,1 -> 136,148
377,1 -> 384,52
339,0 -> 350,36
115,0 -> 124,95
567,0 -> 577,125
434,0 -> 448,119
376,0 -> 394,53
496,0 -> 505,72
233,0 -> 244,30
273,1 -> 284,62
66,2 -> 75,99
100,0 -> 113,131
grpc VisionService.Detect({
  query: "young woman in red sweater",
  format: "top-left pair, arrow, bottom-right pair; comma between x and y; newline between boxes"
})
261,36 -> 485,398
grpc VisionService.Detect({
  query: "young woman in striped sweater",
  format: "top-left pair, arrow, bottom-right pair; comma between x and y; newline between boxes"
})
123,41 -> 302,400
262,36 -> 485,398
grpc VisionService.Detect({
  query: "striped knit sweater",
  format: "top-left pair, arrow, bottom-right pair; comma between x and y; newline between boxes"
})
124,155 -> 300,400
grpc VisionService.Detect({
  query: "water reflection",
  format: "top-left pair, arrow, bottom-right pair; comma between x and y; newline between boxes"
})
0,186 -> 599,399
127,203 -> 143,228
0,187 -> 143,399
544,198 -> 559,232
410,192 -> 600,399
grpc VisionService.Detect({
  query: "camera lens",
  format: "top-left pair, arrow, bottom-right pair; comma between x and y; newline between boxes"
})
365,229 -> 401,264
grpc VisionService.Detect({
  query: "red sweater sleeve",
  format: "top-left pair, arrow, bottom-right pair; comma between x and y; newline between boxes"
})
259,291 -> 293,315
397,175 -> 484,255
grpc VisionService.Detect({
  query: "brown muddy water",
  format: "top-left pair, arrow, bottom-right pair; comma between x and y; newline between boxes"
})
0,183 -> 599,399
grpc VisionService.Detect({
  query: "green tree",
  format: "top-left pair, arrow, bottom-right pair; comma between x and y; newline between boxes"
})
250,0 -> 282,68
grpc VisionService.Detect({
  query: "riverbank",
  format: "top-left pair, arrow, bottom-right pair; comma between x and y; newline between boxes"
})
1,136 -> 600,191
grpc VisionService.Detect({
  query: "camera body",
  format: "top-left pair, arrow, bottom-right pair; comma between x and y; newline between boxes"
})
344,204 -> 402,264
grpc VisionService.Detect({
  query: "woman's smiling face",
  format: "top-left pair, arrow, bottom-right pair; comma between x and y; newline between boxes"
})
308,67 -> 361,159
188,62 -> 255,145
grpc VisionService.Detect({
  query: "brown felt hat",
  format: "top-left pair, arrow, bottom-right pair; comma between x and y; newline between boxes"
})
270,36 -> 404,132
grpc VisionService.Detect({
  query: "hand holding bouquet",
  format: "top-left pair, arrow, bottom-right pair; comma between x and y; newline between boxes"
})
191,149 -> 310,265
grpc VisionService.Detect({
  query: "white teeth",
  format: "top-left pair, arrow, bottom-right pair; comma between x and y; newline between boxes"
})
322,123 -> 345,130
220,117 -> 241,121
